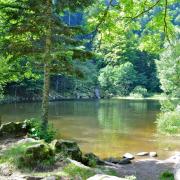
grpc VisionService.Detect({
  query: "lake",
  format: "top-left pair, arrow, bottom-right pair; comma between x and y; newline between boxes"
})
0,99 -> 179,159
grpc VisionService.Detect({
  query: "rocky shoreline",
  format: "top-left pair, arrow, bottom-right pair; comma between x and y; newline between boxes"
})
0,121 -> 180,180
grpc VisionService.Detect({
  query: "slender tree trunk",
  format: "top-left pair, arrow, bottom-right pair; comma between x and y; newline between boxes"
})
42,63 -> 50,130
41,0 -> 52,130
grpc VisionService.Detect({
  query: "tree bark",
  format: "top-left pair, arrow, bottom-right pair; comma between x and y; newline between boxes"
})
41,0 -> 52,130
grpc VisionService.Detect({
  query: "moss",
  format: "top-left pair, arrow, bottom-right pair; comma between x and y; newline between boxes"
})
63,163 -> 95,180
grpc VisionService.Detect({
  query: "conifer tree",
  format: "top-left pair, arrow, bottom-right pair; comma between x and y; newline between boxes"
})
0,0 -> 93,130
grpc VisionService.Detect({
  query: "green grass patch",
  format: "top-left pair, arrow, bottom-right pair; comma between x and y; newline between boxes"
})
63,163 -> 95,180
0,142 -> 39,165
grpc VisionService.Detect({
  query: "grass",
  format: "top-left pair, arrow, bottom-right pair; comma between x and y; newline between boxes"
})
63,163 -> 95,180
0,141 -> 39,165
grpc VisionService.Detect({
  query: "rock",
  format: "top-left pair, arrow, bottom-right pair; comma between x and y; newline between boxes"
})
104,157 -> 120,164
136,152 -> 149,156
149,152 -> 157,157
67,158 -> 91,169
20,143 -> 54,167
17,138 -> 37,144
82,153 -> 103,167
0,164 -> 13,176
87,174 -> 126,180
175,163 -> 180,180
104,157 -> 131,165
0,122 -> 27,137
42,176 -> 57,180
118,158 -> 131,164
51,139 -> 82,162
123,153 -> 134,160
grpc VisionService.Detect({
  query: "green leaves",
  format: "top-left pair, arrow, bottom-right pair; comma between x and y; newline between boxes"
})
156,40 -> 180,97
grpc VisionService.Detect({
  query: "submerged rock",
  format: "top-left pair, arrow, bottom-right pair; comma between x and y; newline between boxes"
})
136,152 -> 149,156
0,122 -> 27,137
51,139 -> 82,162
123,153 -> 134,160
82,153 -> 103,167
20,143 -> 54,167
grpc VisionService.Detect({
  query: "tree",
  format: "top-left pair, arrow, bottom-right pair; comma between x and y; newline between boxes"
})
156,40 -> 180,97
0,0 -> 93,130
98,62 -> 137,95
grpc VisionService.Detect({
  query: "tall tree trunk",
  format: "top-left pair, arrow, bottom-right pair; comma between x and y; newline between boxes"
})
41,0 -> 52,130
42,63 -> 50,130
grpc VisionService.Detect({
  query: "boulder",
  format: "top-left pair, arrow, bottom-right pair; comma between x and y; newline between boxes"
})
149,152 -> 157,157
20,143 -> 54,167
82,153 -> 103,167
136,152 -> 149,156
87,174 -> 126,180
0,122 -> 27,137
123,153 -> 134,160
51,139 -> 82,162
105,157 -> 131,165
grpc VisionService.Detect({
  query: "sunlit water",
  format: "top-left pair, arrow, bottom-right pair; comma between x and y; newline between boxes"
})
0,99 -> 179,159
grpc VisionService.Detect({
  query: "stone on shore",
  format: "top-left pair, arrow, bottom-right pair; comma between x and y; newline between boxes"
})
51,139 -> 82,162
82,153 -> 103,167
0,122 -> 27,137
136,152 -> 149,156
149,152 -> 157,157
87,174 -> 126,180
123,153 -> 134,160
20,143 -> 54,167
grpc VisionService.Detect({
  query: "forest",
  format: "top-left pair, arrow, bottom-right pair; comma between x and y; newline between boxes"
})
0,0 -> 179,180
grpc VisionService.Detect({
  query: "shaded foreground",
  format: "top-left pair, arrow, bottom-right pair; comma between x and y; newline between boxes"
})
0,124 -> 179,180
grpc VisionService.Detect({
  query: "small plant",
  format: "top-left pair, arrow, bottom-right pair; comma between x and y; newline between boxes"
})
160,171 -> 174,180
24,118 -> 56,143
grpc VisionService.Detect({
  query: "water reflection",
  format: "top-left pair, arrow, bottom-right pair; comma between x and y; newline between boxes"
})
0,99 -> 180,159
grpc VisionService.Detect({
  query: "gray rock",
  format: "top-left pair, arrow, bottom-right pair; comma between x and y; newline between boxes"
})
17,138 -> 37,144
82,153 -> 103,167
0,122 -> 27,137
0,164 -> 13,176
149,152 -> 157,157
136,152 -> 149,156
20,143 -> 54,167
87,174 -> 126,180
105,157 -> 131,165
51,139 -> 82,162
123,153 -> 134,160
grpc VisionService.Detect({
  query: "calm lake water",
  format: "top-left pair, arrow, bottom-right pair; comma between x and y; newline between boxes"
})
0,99 -> 180,159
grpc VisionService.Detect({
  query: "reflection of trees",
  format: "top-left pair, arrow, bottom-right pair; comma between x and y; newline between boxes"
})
97,99 -> 160,133
97,100 -> 128,131
129,101 -> 148,112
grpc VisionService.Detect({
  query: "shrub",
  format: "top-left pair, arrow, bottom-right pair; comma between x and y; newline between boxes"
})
130,86 -> 148,98
24,118 -> 56,143
156,110 -> 180,135
160,171 -> 174,180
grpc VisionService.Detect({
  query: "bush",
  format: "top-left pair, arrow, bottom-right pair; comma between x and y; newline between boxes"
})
98,62 -> 137,96
130,86 -> 148,98
24,118 -> 56,143
156,110 -> 180,135
160,171 -> 174,180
